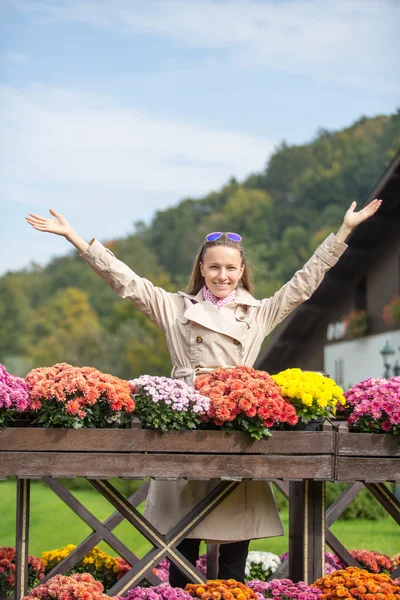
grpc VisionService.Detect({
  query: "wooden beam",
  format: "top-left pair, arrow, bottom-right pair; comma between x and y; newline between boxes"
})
288,480 -> 325,583
364,483 -> 400,525
326,482 -> 363,527
15,479 -> 30,600
325,530 -> 360,568
40,478 -> 161,587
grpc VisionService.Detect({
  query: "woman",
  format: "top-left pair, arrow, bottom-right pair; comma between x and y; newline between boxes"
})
26,199 -> 381,585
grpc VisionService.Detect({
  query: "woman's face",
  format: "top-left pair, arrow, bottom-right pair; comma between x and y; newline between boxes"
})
200,245 -> 244,298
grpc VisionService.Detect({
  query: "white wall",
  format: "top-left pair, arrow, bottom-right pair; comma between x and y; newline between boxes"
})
324,329 -> 400,390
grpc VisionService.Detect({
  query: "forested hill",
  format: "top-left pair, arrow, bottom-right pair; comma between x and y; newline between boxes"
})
2,110 -> 400,379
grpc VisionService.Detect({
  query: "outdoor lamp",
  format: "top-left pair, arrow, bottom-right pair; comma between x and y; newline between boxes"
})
380,340 -> 395,378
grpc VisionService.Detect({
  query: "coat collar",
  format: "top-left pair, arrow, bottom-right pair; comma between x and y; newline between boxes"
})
177,286 -> 261,343
178,286 -> 261,307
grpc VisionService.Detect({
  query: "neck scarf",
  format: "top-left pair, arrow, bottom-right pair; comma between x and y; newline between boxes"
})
202,285 -> 237,309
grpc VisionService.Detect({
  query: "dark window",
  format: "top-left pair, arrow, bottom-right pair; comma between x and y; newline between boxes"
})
355,276 -> 367,311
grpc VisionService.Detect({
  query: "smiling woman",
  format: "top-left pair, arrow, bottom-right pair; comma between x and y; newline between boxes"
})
25,198 -> 381,587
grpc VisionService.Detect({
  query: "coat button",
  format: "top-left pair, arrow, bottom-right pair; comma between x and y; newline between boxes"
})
196,336 -> 203,343
233,339 -> 241,346
195,364 -> 203,369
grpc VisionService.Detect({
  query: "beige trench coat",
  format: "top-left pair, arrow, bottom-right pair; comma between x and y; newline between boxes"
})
81,233 -> 347,541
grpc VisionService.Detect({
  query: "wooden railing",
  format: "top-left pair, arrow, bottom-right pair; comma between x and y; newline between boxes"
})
0,421 -> 399,599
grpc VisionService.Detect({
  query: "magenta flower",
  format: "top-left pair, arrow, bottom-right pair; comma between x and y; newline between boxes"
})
341,376 -> 400,435
123,584 -> 193,600
0,364 -> 30,426
246,578 -> 321,599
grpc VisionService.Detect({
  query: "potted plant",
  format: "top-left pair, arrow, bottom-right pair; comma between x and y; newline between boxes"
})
25,362 -> 135,428
383,294 -> 400,326
194,366 -> 298,440
345,309 -> 368,338
271,368 -> 345,430
0,364 -> 30,427
129,375 -> 210,432
339,376 -> 400,435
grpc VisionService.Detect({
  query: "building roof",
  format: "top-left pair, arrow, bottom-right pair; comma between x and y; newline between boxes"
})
255,150 -> 400,373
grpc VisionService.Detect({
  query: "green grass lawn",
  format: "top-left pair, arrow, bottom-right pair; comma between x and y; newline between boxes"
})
0,479 -> 398,559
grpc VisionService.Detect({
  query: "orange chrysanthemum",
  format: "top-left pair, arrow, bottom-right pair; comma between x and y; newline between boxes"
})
186,579 -> 257,600
195,366 -> 297,439
313,566 -> 400,599
25,362 -> 134,428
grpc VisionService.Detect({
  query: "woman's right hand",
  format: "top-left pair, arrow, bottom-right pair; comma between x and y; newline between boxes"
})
26,208 -> 72,238
26,208 -> 90,253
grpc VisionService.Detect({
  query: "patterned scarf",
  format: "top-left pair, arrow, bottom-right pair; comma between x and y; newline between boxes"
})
202,285 -> 237,309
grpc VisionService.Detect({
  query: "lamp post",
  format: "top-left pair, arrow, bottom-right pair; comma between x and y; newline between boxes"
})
379,341 -> 395,378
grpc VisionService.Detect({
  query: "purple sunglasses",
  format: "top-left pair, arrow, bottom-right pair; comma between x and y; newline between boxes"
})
205,231 -> 242,242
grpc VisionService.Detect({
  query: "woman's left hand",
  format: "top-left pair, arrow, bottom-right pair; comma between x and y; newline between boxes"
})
343,198 -> 382,229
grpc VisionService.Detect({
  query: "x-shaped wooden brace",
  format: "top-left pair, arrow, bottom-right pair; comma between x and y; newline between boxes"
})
88,478 -> 241,596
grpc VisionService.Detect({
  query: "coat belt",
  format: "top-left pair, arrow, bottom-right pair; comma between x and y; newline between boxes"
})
171,365 -> 236,386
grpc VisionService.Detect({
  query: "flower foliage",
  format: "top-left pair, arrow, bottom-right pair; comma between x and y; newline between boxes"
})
0,364 -> 30,426
271,368 -> 345,421
21,572 -> 118,599
124,583 -> 193,600
25,363 -> 134,428
40,544 -> 130,589
313,566 -> 400,599
130,375 -> 210,432
195,366 -> 297,440
345,310 -> 368,338
246,577 -> 321,599
383,294 -> 400,325
244,551 -> 281,582
349,550 -> 393,574
0,546 -> 45,596
185,579 -> 259,600
340,377 -> 400,435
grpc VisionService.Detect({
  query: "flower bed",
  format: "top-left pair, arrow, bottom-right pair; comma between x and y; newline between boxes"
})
313,566 -> 400,599
21,573 -> 118,600
185,579 -> 258,600
244,551 -> 281,582
123,584 -> 193,600
0,546 -> 44,597
246,578 -> 321,599
41,544 -> 130,589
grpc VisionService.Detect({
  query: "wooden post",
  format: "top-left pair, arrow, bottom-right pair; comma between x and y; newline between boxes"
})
288,480 -> 325,584
206,544 -> 220,579
15,479 -> 30,600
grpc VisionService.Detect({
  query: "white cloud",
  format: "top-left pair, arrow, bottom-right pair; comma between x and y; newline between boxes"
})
10,0 -> 400,91
0,84 -> 274,211
3,52 -> 26,62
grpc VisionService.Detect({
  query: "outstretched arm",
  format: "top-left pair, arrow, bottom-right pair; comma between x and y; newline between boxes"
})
335,198 -> 382,242
261,198 -> 382,335
26,208 -> 90,254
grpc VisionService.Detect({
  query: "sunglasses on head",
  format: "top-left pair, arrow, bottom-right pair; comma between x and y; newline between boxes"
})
205,232 -> 242,242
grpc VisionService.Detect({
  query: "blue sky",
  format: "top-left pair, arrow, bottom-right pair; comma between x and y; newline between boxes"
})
1,0 -> 399,274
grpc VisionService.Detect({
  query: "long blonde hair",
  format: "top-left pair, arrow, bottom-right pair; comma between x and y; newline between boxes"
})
186,234 -> 253,295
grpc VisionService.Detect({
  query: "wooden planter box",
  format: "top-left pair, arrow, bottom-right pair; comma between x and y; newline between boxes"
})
335,423 -> 400,481
0,426 -> 335,480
